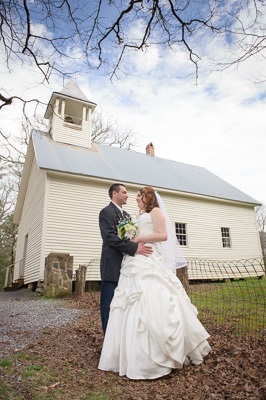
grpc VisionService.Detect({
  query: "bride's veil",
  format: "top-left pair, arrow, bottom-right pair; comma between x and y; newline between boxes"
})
155,191 -> 187,270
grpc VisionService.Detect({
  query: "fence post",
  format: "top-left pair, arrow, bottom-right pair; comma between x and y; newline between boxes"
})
4,265 -> 14,289
176,265 -> 189,294
75,264 -> 87,295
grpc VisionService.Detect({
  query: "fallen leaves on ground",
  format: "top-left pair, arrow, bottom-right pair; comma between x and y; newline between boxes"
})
0,292 -> 265,400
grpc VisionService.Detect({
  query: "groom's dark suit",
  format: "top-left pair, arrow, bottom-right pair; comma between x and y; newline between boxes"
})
99,202 -> 138,333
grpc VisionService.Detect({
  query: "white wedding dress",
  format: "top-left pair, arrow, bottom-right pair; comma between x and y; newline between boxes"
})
98,213 -> 211,380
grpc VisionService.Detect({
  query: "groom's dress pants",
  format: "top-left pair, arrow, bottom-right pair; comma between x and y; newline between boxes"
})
100,281 -> 118,335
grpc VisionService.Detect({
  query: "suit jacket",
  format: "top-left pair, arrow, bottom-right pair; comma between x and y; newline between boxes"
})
99,202 -> 138,282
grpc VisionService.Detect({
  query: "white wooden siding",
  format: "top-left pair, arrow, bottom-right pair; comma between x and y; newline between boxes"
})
45,176 -> 107,280
14,156 -> 46,284
52,114 -> 90,148
43,177 -> 262,281
44,178 -> 144,280
161,192 -> 263,278
161,193 -> 262,261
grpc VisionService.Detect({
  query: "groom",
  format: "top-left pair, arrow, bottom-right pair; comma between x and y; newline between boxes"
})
99,183 -> 152,334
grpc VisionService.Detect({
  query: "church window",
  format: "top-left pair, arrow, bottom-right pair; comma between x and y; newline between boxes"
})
221,227 -> 231,248
175,223 -> 187,246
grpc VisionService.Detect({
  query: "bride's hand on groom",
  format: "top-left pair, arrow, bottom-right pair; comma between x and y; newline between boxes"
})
135,242 -> 153,257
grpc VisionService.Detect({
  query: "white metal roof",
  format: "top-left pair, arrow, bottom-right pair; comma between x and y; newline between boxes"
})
44,81 -> 97,119
32,130 -> 260,205
58,81 -> 90,102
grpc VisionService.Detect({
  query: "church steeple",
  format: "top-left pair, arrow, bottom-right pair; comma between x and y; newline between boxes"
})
44,81 -> 97,148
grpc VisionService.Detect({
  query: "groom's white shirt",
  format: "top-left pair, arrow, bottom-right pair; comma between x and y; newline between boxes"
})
111,201 -> 124,217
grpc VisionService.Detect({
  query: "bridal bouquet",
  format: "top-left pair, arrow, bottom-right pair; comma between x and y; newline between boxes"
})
117,217 -> 138,240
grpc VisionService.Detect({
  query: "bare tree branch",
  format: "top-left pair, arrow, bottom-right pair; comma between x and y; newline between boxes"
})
0,180 -> 16,222
91,110 -> 138,150
0,93 -> 44,111
0,0 -> 265,114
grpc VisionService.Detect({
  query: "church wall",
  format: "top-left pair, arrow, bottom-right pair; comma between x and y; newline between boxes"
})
44,176 -> 145,281
44,175 -> 108,280
161,192 -> 263,278
43,175 -> 262,281
14,156 -> 46,284
162,192 -> 261,260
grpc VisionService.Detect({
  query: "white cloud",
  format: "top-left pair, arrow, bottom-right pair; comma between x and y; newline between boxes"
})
87,46 -> 266,206
1,10 -> 265,208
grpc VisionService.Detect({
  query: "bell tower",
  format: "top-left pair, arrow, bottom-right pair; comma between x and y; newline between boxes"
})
44,81 -> 97,148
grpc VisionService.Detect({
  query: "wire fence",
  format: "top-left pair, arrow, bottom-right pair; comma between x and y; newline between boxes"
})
186,258 -> 265,340
85,257 -> 265,340
4,255 -> 265,339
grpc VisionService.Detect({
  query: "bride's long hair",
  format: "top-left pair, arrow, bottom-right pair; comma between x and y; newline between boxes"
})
140,187 -> 159,213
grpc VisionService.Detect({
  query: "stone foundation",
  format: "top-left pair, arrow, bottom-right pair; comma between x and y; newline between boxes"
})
44,253 -> 73,298
28,282 -> 38,291
36,281 -> 44,295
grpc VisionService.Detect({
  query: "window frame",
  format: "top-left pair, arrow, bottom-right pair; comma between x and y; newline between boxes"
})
175,222 -> 187,247
221,227 -> 231,248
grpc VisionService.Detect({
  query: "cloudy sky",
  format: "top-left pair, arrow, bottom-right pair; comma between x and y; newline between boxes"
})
1,3 -> 266,207
84,44 -> 266,207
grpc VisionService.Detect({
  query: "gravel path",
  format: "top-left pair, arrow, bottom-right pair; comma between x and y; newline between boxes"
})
0,288 -> 83,358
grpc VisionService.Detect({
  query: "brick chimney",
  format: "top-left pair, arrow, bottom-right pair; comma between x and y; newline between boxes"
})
146,142 -> 155,156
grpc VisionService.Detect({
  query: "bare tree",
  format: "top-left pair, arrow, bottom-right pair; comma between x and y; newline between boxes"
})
255,205 -> 266,261
0,111 -> 138,207
0,179 -> 15,223
0,116 -> 47,189
256,205 -> 266,232
0,0 -> 265,111
91,111 -> 138,150
0,212 -> 17,267
0,177 -> 18,284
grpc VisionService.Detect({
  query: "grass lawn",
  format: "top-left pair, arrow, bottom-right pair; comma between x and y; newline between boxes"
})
189,277 -> 265,336
0,352 -> 119,400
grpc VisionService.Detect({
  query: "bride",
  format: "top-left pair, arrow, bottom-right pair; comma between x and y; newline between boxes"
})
98,186 -> 211,380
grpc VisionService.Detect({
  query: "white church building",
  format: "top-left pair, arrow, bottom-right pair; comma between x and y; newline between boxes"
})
11,81 -> 263,289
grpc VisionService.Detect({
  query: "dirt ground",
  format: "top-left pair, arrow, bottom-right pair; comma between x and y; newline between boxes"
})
0,291 -> 265,400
